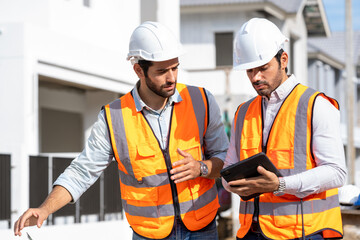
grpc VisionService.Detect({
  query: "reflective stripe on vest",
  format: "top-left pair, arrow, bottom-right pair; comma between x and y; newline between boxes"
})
240,194 -> 340,216
234,84 -> 343,239
103,83 -> 218,239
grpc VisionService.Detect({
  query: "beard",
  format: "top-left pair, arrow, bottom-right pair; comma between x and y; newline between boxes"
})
145,76 -> 176,98
253,80 -> 271,97
253,67 -> 283,97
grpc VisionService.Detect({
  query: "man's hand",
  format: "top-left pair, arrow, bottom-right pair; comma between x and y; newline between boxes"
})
14,207 -> 50,236
14,185 -> 72,237
227,166 -> 279,197
170,148 -> 201,184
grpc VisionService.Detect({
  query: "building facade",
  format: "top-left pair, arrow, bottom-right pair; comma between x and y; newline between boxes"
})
0,0 -> 180,239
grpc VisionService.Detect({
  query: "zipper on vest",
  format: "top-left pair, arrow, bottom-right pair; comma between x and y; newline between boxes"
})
162,149 -> 181,220
140,106 -> 181,220
253,196 -> 260,222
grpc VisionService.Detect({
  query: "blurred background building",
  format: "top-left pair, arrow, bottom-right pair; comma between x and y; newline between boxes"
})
0,0 -> 359,239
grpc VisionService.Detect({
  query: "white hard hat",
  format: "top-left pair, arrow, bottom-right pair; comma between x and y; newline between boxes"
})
338,185 -> 360,205
233,18 -> 289,70
127,21 -> 184,63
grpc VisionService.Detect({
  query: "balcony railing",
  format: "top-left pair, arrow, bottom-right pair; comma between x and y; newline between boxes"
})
29,154 -> 123,225
0,154 -> 11,228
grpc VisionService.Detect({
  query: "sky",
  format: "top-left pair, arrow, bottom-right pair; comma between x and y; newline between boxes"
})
322,0 -> 360,32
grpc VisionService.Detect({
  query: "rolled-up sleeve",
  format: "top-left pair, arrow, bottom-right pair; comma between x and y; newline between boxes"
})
203,90 -> 229,161
53,110 -> 114,203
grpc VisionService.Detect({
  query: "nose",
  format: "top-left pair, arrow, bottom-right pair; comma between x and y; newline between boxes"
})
166,69 -> 176,83
249,69 -> 262,83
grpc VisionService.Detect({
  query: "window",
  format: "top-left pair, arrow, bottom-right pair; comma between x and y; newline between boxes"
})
215,32 -> 233,67
40,108 -> 83,153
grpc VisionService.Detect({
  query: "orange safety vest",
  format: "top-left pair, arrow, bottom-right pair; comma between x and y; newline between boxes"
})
103,83 -> 219,239
234,84 -> 343,239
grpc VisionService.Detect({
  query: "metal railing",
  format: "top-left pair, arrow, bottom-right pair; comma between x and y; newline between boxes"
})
0,154 -> 11,228
29,154 -> 122,225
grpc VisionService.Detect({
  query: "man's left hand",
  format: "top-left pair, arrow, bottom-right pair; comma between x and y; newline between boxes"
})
227,166 -> 279,197
170,148 -> 201,183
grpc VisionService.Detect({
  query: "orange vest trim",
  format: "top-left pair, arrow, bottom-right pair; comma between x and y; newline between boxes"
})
234,84 -> 343,239
103,83 -> 219,239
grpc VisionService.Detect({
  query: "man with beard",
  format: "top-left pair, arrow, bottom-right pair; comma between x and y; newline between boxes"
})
14,21 -> 229,239
222,18 -> 347,240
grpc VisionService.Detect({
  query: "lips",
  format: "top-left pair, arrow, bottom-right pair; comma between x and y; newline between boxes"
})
254,83 -> 265,90
253,81 -> 267,90
163,83 -> 175,91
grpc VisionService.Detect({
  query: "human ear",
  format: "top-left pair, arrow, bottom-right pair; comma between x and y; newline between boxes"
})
133,64 -> 145,78
281,52 -> 289,70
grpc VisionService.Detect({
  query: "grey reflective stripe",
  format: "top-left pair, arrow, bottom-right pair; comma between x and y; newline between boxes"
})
108,98 -> 135,177
283,87 -> 317,176
179,183 -> 218,214
239,195 -> 340,216
122,199 -> 175,218
187,86 -> 207,146
122,180 -> 218,218
119,169 -> 169,188
258,194 -> 340,216
239,200 -> 255,215
235,97 -> 256,159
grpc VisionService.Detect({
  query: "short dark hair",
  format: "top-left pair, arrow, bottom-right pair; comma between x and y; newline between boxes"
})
138,60 -> 153,77
274,49 -> 288,73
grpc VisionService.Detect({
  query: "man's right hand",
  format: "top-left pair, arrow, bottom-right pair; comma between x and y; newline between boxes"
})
13,186 -> 72,236
14,207 -> 50,236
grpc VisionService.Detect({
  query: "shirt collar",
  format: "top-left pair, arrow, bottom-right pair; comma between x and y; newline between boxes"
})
132,80 -> 183,112
263,74 -> 299,102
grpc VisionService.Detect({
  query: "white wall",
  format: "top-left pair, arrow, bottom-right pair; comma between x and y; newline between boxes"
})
0,0 -> 49,26
0,22 -> 31,222
157,0 -> 180,38
0,0 -> 143,230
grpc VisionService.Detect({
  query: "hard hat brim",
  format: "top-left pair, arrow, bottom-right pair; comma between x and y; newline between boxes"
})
233,54 -> 274,70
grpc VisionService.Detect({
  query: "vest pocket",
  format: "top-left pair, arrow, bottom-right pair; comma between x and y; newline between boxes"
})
267,149 -> 294,169
135,144 -> 156,159
241,137 -> 261,158
177,145 -> 202,161
122,185 -> 162,226
133,144 -> 166,179
123,185 -> 158,202
272,200 -> 312,228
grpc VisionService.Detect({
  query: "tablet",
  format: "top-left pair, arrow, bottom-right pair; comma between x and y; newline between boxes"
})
220,152 -> 282,201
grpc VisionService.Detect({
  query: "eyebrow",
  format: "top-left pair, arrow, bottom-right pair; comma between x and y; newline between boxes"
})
156,63 -> 180,72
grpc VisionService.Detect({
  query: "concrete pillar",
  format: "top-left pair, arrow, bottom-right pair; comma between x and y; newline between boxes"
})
0,22 -> 31,224
139,0 -> 180,39
157,0 -> 180,39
